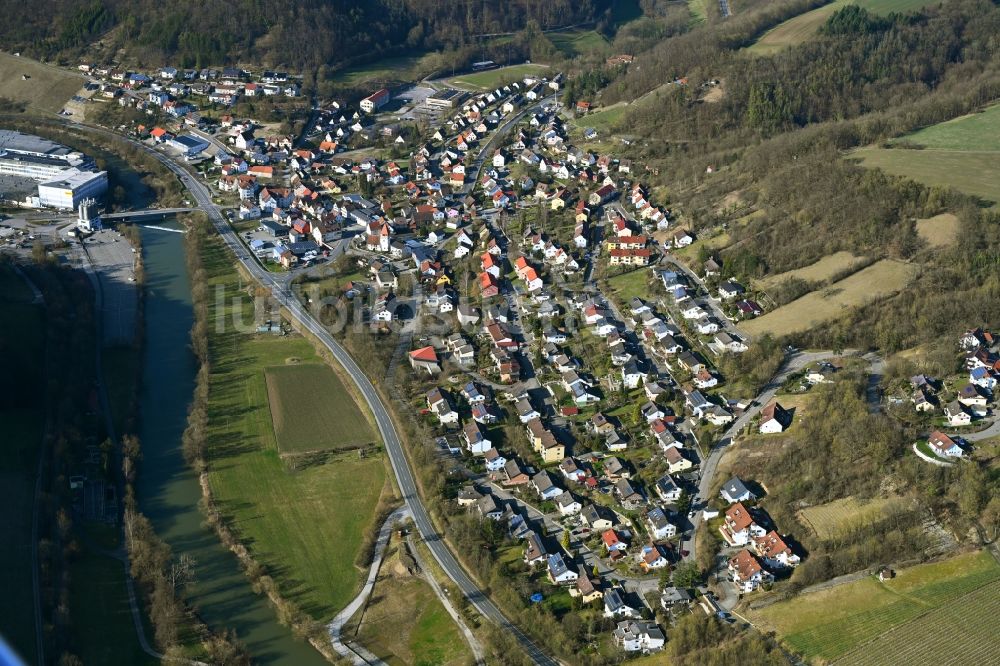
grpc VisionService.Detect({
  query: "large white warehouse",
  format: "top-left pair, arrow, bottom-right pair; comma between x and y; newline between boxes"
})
0,130 -> 108,210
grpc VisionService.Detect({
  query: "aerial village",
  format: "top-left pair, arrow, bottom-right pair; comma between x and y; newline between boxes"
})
77,56 -> 998,656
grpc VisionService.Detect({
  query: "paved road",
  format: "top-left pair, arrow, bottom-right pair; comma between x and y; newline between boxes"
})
69,121 -> 560,666
329,506 -> 410,665
463,99 -> 549,194
658,249 -> 744,341
681,350 -> 875,568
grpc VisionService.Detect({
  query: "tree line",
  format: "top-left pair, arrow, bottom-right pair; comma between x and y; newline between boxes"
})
0,0 -> 607,71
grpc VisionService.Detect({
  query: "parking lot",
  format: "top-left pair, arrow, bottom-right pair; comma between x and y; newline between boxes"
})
83,229 -> 139,344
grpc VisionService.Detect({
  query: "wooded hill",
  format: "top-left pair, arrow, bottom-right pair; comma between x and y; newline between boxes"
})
0,0 -> 608,70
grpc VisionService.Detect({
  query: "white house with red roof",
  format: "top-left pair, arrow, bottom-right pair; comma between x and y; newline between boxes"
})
408,346 -> 440,375
728,549 -> 773,593
720,502 -> 767,546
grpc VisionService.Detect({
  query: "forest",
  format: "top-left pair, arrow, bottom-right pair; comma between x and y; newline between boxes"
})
0,0 -> 608,70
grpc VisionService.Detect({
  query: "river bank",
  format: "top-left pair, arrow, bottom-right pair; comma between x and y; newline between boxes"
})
136,222 -> 328,665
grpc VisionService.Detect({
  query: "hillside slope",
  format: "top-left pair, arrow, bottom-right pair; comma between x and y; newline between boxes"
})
0,0 -> 607,70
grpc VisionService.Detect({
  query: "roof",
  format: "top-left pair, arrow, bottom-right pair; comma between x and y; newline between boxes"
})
409,346 -> 438,362
761,400 -> 787,423
928,430 -> 958,452
602,530 -> 622,547
721,476 -> 752,500
729,549 -> 764,580
725,502 -> 755,531
754,531 -> 793,559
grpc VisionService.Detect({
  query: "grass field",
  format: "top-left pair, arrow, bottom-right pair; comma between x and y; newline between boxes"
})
751,550 -> 1000,663
328,54 -> 433,87
351,538 -> 471,666
68,550 -> 158,666
915,213 -> 960,248
0,52 -> 83,113
850,104 -> 1000,207
741,259 -> 917,338
688,0 -> 709,22
796,496 -> 911,540
264,363 -> 375,454
900,104 -> 1000,152
758,251 -> 866,289
447,64 -> 549,90
749,0 -> 940,54
201,232 -> 389,619
853,147 -> 1000,207
606,268 -> 652,303
548,30 -> 610,58
571,104 -> 628,133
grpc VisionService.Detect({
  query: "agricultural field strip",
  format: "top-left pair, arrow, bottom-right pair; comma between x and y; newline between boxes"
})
263,363 -> 376,453
796,496 -> 911,540
742,259 -> 917,338
757,251 -> 865,289
852,148 -> 1000,208
750,0 -> 940,53
834,579 -> 1000,666
758,551 -> 1000,662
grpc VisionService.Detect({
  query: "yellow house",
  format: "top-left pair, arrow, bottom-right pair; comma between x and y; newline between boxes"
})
526,419 -> 565,463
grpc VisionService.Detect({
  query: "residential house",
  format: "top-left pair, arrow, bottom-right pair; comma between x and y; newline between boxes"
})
425,388 -> 459,424
753,531 -> 801,568
524,532 -> 547,566
556,491 -> 583,516
729,549 -> 774,593
603,588 -> 639,618
614,478 -> 644,509
928,431 -> 964,458
457,485 -> 483,507
720,476 -> 755,504
646,508 -> 676,540
560,457 -> 587,483
532,470 -> 564,501
602,529 -> 628,555
408,346 -> 441,375
477,493 -> 504,520
603,456 -> 630,479
463,422 -> 492,455
718,280 -> 746,300
654,475 -> 682,503
759,401 -> 791,433
639,544 -> 669,572
720,502 -> 767,546
484,448 -> 507,472
501,459 -> 530,486
581,504 -> 615,532
547,553 -> 579,585
665,447 -> 693,473
944,401 -> 972,427
572,571 -> 604,603
660,587 -> 692,612
612,621 -> 665,653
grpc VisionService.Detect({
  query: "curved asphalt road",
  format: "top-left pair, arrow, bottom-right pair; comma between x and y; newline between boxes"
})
681,350 -> 883,566
70,122 -> 559,666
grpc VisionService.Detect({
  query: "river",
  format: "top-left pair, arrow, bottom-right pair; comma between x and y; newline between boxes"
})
136,223 -> 327,665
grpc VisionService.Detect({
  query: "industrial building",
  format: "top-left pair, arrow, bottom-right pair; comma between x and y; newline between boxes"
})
425,88 -> 468,109
0,130 -> 108,210
166,134 -> 209,158
360,88 -> 391,113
